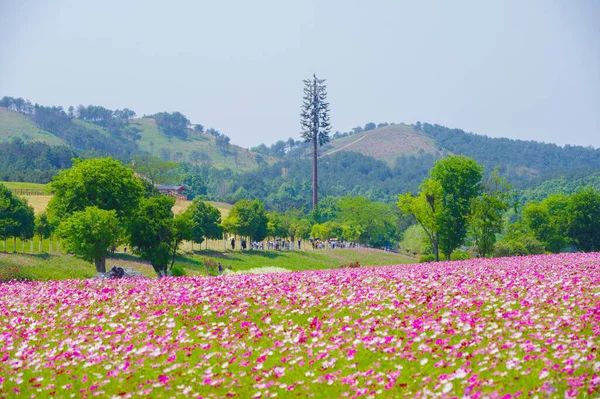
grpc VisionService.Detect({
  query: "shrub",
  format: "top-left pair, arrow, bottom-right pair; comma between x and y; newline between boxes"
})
418,254 -> 436,263
339,261 -> 361,268
493,236 -> 546,257
170,264 -> 187,277
0,264 -> 32,283
203,258 -> 219,276
450,250 -> 473,261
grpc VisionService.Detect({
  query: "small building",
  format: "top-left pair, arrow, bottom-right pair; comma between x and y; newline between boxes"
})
157,185 -> 186,200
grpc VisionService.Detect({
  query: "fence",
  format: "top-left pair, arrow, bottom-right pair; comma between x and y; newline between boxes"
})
10,189 -> 46,196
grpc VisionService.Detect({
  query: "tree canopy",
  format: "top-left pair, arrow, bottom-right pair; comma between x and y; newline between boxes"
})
48,157 -> 145,222
58,207 -> 121,273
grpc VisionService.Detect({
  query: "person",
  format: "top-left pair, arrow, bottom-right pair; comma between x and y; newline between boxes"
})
241,239 -> 246,250
218,262 -> 223,276
231,238 -> 235,250
298,240 -> 301,249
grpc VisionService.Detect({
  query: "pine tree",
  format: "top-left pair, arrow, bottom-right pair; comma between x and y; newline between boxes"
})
300,74 -> 331,209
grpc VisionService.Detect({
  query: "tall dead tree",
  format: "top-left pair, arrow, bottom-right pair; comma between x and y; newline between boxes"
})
300,74 -> 331,210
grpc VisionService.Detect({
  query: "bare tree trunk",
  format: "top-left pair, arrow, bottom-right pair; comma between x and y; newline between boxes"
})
94,256 -> 106,273
13,237 -> 16,253
313,137 -> 318,209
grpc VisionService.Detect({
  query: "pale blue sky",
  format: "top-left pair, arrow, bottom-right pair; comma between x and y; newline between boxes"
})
1,0 -> 599,148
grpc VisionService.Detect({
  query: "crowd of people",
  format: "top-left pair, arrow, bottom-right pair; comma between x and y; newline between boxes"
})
228,237 -> 359,251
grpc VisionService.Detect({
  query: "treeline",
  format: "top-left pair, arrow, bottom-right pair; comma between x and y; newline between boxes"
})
0,157 -> 407,277
174,151 -> 430,208
417,122 -> 600,189
0,138 -> 75,182
399,155 -> 600,261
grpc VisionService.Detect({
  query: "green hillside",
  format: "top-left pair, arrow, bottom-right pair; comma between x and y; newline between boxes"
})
0,108 -> 65,145
0,105 -> 271,174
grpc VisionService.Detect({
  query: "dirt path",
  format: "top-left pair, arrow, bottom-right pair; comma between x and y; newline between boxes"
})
323,131 -> 372,156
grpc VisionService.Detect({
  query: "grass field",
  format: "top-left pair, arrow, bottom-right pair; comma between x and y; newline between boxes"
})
0,246 -> 415,282
0,252 -> 156,281
179,247 -> 414,273
0,181 -> 47,190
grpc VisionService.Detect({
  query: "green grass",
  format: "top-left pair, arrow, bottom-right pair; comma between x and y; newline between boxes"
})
0,246 -> 415,282
134,118 -> 272,170
0,108 -> 66,145
0,181 -> 47,190
0,252 -> 157,282
176,247 -> 415,273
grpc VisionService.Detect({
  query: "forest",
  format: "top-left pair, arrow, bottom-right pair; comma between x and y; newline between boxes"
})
2,96 -> 600,213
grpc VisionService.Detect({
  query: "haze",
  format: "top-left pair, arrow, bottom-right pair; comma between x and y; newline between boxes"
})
1,0 -> 599,148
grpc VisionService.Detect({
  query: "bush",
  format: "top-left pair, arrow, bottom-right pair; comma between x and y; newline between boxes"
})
203,258 -> 219,276
418,250 -> 472,263
450,250 -> 473,261
493,236 -> 546,257
418,254 -> 436,263
170,264 -> 186,277
0,264 -> 32,283
339,261 -> 361,268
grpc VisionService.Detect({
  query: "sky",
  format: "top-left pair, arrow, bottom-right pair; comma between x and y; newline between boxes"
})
1,0 -> 599,148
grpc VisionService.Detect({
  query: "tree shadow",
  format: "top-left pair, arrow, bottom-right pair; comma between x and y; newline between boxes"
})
0,252 -> 52,260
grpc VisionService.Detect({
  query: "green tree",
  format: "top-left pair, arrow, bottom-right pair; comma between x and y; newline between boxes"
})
185,199 -> 223,247
1,193 -> 35,253
522,194 -> 570,253
281,216 -> 311,249
267,212 -> 288,239
222,199 -> 268,242
430,156 -> 483,260
311,221 -> 342,241
0,184 -> 17,251
128,196 -> 177,277
338,196 -> 398,247
398,179 -> 443,261
469,172 -> 513,257
34,212 -> 55,253
182,174 -> 208,200
130,154 -> 179,185
58,207 -> 121,273
567,188 -> 600,252
300,74 -> 331,209
48,157 -> 145,222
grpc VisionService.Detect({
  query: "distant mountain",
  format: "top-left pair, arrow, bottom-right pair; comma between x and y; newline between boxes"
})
0,99 -> 272,182
3,95 -> 600,203
300,122 -> 600,190
322,123 -> 441,163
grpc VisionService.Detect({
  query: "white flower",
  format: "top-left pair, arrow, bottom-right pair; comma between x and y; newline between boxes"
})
420,358 -> 428,365
442,382 -> 452,393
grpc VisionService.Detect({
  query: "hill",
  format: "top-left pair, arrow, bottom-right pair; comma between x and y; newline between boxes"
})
0,101 -> 273,183
323,123 -> 441,163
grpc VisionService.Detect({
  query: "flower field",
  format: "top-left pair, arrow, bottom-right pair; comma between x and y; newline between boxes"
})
1,253 -> 599,398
